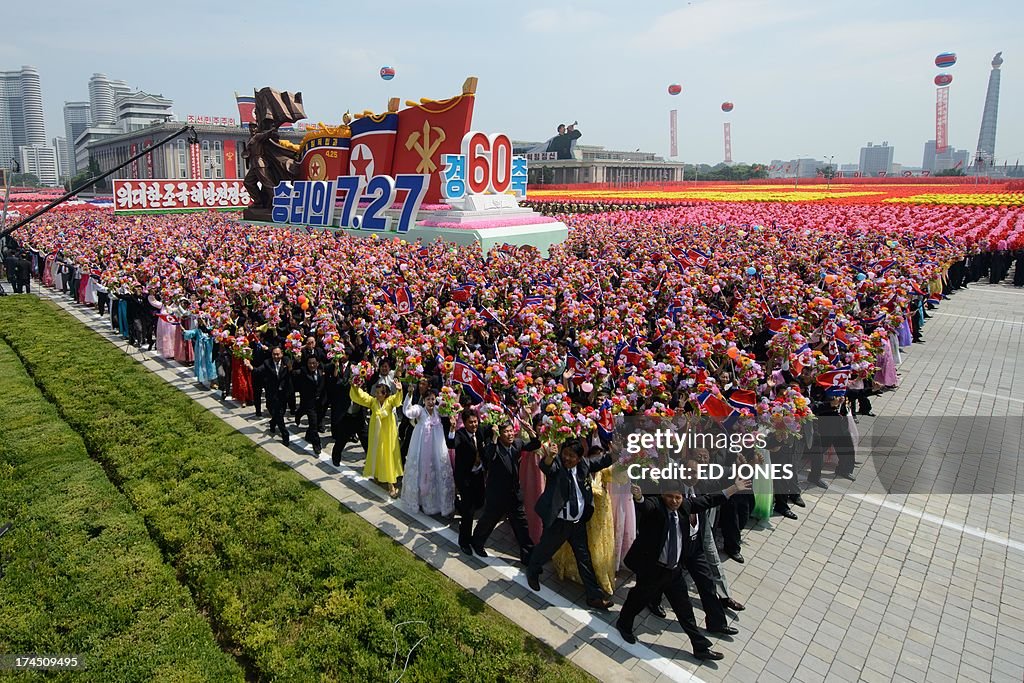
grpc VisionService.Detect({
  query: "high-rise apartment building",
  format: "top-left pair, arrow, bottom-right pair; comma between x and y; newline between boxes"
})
53,136 -> 70,180
19,144 -> 59,186
0,65 -> 46,171
859,142 -> 894,177
63,101 -> 91,173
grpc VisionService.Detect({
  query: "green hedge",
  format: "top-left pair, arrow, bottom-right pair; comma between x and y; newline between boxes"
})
0,339 -> 243,682
0,298 -> 590,682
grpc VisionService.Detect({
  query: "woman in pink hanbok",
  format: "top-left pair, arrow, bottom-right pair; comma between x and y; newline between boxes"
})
155,309 -> 179,358
874,335 -> 898,388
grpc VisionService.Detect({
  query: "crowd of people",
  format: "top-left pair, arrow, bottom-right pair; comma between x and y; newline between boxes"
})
4,204 -> 995,659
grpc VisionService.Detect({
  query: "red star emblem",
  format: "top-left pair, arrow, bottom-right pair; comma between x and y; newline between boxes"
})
350,144 -> 374,180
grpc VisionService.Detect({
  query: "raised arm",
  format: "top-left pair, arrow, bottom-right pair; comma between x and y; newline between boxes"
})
349,384 -> 374,408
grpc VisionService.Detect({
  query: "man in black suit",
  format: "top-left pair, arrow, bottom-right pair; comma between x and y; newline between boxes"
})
526,440 -> 614,609
444,408 -> 488,554
470,418 -> 540,564
616,472 -> 750,660
251,332 -> 273,418
259,346 -> 292,445
293,355 -> 326,455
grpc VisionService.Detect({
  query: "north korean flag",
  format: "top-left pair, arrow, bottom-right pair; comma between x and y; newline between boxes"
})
669,246 -> 693,268
523,294 -> 545,308
580,288 -> 601,304
696,390 -> 739,429
614,338 -> 643,367
667,297 -> 685,322
873,259 -> 896,276
758,294 -> 776,318
597,398 -> 615,443
833,328 -> 851,352
451,283 -> 475,304
416,246 -> 431,258
480,306 -> 504,327
686,248 -> 711,269
451,315 -> 470,333
453,360 -> 487,404
393,286 -> 414,315
816,366 -> 852,398
767,316 -> 797,336
348,111 -> 399,181
726,388 -> 758,414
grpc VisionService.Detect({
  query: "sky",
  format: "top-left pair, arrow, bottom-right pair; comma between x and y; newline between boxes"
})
3,0 -> 1021,168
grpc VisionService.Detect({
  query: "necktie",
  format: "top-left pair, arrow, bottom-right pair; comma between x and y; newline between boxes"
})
687,488 -> 698,531
667,512 -> 679,568
566,470 -> 579,519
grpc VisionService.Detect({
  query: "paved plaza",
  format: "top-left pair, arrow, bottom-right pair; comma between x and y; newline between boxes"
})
39,280 -> 1024,682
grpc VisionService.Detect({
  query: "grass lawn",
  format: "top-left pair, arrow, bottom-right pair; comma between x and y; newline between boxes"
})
0,337 -> 244,681
0,296 -> 592,682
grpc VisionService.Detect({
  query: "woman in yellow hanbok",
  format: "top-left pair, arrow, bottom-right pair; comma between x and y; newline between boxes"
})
350,382 -> 404,497
552,465 -> 616,596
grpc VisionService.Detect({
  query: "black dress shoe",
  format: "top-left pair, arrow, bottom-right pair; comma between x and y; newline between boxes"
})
708,625 -> 739,636
648,603 -> 667,619
282,436 -> 290,446
472,544 -> 488,558
459,544 -> 473,556
586,597 -> 613,611
836,472 -> 856,481
778,509 -> 798,520
809,478 -> 829,490
864,412 -> 877,417
721,597 -> 745,611
615,619 -> 637,644
527,573 -> 541,591
694,649 -> 725,661
791,494 -> 806,507
726,551 -> 744,564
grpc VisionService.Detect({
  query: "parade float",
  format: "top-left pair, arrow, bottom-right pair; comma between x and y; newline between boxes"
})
243,79 -> 567,254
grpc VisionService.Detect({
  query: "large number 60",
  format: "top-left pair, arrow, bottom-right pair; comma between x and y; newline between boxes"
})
463,132 -> 513,195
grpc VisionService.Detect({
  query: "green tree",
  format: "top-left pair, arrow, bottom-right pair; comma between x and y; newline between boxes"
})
10,172 -> 42,187
935,168 -> 965,176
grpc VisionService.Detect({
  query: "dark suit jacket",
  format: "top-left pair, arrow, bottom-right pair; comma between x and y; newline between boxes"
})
480,431 -> 540,502
259,359 -> 292,400
534,451 -> 614,528
444,422 -> 486,492
624,492 -> 727,574
292,368 -> 325,408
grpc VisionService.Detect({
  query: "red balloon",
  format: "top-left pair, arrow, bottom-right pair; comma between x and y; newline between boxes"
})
667,84 -> 682,96
721,101 -> 734,112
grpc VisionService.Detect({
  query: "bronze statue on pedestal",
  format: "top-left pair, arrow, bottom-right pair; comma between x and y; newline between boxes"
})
242,87 -> 306,221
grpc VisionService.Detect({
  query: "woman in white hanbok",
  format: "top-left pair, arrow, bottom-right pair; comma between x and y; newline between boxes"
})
400,389 -> 456,517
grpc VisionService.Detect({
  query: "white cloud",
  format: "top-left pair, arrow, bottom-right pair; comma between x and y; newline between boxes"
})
628,0 -> 819,51
523,6 -> 606,33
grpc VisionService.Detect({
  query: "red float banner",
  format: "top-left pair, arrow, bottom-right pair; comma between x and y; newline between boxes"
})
935,87 -> 949,154
393,85 -> 476,204
223,143 -> 237,180
113,179 -> 251,214
301,133 -> 351,182
129,143 -> 139,179
190,143 -> 202,179
348,111 -> 398,182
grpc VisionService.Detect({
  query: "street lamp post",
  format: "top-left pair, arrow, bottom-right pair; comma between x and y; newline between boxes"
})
825,155 -> 835,191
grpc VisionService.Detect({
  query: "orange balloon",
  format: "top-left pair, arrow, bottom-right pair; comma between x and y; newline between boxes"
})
300,302 -> 309,311
824,274 -> 837,285
822,298 -> 833,308
727,347 -> 740,359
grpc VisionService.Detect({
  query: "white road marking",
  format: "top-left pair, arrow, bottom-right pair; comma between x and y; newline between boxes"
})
848,493 -> 1024,554
934,312 -> 1024,326
950,387 -> 1024,404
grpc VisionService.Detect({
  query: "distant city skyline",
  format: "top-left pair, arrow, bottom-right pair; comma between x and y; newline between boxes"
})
2,0 -> 1019,170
